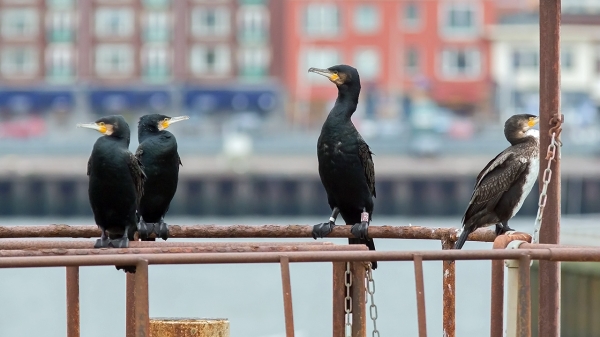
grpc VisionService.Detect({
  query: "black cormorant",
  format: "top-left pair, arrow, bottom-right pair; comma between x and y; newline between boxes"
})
308,64 -> 377,269
78,115 -> 145,255
135,114 -> 189,240
455,114 -> 539,249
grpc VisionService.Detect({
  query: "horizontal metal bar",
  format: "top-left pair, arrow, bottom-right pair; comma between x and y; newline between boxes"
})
0,240 -> 333,250
0,244 -> 368,257
0,248 -> 599,269
0,225 -> 497,242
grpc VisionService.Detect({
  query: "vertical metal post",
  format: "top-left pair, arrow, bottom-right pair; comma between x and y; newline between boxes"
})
441,238 -> 456,337
280,256 -> 295,337
517,255 -> 532,337
491,240 -> 506,337
66,266 -> 80,337
351,262 -> 366,337
134,260 -> 149,337
539,1 -> 561,336
332,262 -> 346,337
413,255 -> 428,337
506,258 -> 520,337
126,273 -> 136,337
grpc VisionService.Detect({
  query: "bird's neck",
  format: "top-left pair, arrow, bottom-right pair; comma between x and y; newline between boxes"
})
138,129 -> 159,143
330,86 -> 360,120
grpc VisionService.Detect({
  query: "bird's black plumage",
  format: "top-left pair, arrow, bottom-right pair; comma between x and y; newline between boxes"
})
135,114 -> 188,241
308,64 -> 377,269
455,114 -> 540,249
79,115 -> 145,273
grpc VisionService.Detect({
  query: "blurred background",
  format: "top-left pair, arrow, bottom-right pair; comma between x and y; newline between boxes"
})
1,1 -> 600,337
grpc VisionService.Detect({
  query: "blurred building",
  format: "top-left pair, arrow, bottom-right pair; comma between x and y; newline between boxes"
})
0,0 -> 282,127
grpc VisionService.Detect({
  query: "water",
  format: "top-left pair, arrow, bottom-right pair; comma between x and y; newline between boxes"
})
0,215 -> 598,337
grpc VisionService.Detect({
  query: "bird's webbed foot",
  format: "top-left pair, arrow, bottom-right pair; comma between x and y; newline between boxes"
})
137,217 -> 150,240
157,219 -> 169,241
94,230 -> 110,248
312,221 -> 336,239
495,222 -> 515,236
351,212 -> 370,240
109,237 -> 130,248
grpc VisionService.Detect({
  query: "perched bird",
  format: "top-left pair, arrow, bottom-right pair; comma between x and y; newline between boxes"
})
135,114 -> 189,240
308,64 -> 377,269
455,114 -> 540,249
78,115 -> 145,272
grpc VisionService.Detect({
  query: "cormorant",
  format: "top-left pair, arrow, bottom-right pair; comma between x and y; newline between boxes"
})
78,115 -> 145,272
135,114 -> 189,240
308,64 -> 377,269
455,114 -> 540,249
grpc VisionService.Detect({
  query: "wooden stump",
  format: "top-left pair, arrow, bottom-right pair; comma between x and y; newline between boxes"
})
150,318 -> 229,337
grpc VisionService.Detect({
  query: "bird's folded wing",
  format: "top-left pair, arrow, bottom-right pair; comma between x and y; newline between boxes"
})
128,152 -> 147,206
358,137 -> 376,198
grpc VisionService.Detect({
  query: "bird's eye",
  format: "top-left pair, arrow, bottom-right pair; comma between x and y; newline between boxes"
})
98,122 -> 105,126
334,71 -> 338,75
163,118 -> 169,122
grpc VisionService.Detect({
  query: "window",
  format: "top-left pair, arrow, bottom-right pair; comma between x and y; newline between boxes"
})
95,44 -> 134,76
142,0 -> 170,9
142,47 -> 170,81
237,5 -> 269,42
303,4 -> 340,37
1,9 -> 39,38
191,7 -> 231,37
46,0 -> 75,9
1,47 -> 38,77
238,47 -> 270,78
353,48 -> 380,80
561,47 -> 574,71
46,46 -> 74,80
441,2 -> 479,37
144,12 -> 170,42
512,48 -> 538,71
47,12 -> 74,42
190,45 -> 231,75
405,48 -> 420,74
95,8 -> 135,37
402,2 -> 421,30
440,47 -> 481,78
303,48 -> 341,81
354,5 -> 380,34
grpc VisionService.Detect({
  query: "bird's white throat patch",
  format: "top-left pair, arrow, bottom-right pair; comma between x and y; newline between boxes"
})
525,128 -> 540,138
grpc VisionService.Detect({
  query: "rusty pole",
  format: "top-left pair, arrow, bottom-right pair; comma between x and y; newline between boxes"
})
66,266 -> 80,337
539,1 -> 561,336
126,273 -> 136,337
413,255 -> 427,337
517,255 -> 532,337
134,260 -> 150,337
280,256 -> 295,337
332,262 -> 346,337
351,262 -> 366,337
441,238 -> 456,337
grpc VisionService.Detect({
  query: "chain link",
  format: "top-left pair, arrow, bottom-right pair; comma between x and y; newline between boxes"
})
533,131 -> 558,243
345,262 -> 353,337
366,263 -> 380,337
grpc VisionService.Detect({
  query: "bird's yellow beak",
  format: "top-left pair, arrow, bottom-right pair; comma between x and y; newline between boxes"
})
527,116 -> 539,128
77,122 -> 107,134
159,115 -> 189,131
308,67 -> 339,81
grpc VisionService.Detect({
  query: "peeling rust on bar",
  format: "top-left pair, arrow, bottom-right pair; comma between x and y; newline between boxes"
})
126,273 -> 136,337
351,261 -> 366,337
518,255 -> 532,337
332,262 -> 346,337
134,260 -> 149,337
413,255 -> 427,337
0,225 -> 496,242
280,256 -> 295,337
441,237 -> 455,337
66,266 -> 80,337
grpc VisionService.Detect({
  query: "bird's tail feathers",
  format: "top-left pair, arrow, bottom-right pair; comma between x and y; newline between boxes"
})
349,237 -> 377,269
454,227 -> 472,250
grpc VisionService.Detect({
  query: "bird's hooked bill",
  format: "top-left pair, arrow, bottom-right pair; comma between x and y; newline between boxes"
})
77,122 -> 107,134
308,67 -> 339,81
159,115 -> 190,130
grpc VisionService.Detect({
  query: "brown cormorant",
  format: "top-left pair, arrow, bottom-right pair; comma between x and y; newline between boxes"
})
308,64 -> 377,269
455,114 -> 539,249
78,115 -> 145,272
135,114 -> 188,240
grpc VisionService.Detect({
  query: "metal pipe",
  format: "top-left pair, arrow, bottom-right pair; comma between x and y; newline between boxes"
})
0,244 -> 367,258
441,238 -> 456,337
280,256 -> 295,337
126,273 -> 136,337
149,318 -> 230,336
490,233 -> 533,337
351,262 -> 366,337
518,255 -> 532,337
0,225 -> 498,242
539,0 -> 562,336
66,266 -> 80,337
332,262 -> 346,337
413,255 -> 427,337
134,260 -> 149,337
0,240 -> 333,250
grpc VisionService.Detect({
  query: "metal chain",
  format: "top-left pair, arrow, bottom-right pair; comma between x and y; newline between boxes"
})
533,114 -> 563,243
366,263 -> 380,337
345,262 -> 353,337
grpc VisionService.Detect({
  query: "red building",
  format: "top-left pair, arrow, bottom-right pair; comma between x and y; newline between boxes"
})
281,0 -> 505,123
